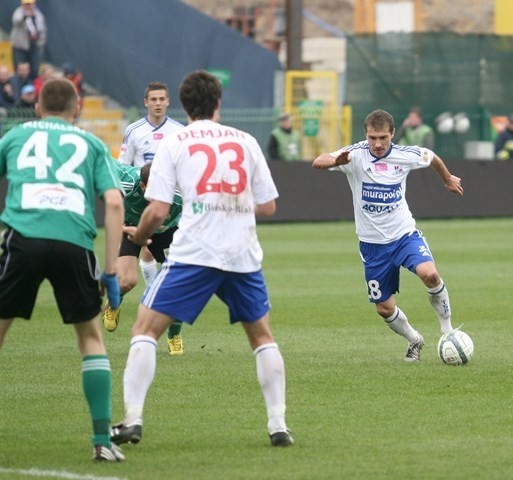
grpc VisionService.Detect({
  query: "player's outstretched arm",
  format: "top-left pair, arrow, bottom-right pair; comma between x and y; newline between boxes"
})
430,154 -> 464,196
102,188 -> 124,309
103,189 -> 124,274
312,151 -> 351,169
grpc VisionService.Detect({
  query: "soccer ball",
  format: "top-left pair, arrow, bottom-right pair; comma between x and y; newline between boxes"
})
437,330 -> 474,366
453,113 -> 470,134
436,112 -> 454,134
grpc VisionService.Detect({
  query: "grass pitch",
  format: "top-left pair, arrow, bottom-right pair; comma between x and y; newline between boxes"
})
0,218 -> 512,480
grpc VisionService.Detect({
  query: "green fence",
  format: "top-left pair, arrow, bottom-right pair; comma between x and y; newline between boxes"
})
346,33 -> 513,160
6,28 -> 513,165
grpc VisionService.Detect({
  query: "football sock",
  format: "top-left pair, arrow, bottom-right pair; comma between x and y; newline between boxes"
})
139,258 -> 158,286
254,343 -> 287,434
167,320 -> 183,339
82,355 -> 112,447
427,279 -> 453,333
384,307 -> 420,343
123,335 -> 158,426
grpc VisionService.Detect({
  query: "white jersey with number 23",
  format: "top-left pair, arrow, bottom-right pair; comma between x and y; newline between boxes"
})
145,119 -> 279,273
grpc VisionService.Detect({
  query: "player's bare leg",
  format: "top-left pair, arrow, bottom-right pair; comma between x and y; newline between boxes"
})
102,256 -> 139,332
137,247 -> 184,354
0,318 -> 14,348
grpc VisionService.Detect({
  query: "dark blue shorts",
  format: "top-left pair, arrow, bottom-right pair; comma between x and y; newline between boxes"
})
359,230 -> 434,304
141,261 -> 271,324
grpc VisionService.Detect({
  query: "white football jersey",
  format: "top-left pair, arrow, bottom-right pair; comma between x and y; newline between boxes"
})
330,141 -> 433,244
118,116 -> 183,166
145,119 -> 279,272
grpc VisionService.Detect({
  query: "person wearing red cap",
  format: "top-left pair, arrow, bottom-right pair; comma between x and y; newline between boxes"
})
10,0 -> 47,81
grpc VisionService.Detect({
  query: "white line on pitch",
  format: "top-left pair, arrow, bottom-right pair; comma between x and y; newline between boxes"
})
0,467 -> 129,480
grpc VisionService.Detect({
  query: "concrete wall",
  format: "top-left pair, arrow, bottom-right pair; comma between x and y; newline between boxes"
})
0,160 -> 511,229
266,159 -> 513,222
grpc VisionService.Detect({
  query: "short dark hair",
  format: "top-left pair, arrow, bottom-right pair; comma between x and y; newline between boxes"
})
179,71 -> 222,120
144,81 -> 168,99
39,78 -> 78,115
140,161 -> 152,185
364,109 -> 395,133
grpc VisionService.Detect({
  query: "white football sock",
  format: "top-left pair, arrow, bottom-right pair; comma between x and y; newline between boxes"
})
139,258 -> 158,286
427,279 -> 453,334
123,335 -> 158,426
384,307 -> 420,343
254,343 -> 287,434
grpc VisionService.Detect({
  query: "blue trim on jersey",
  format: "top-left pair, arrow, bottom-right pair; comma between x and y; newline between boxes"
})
164,116 -> 184,128
123,116 -> 184,142
346,142 -> 423,163
391,144 -> 422,156
345,141 -> 369,153
146,115 -> 167,131
123,117 -> 147,142
145,115 -> 184,132
369,143 -> 394,162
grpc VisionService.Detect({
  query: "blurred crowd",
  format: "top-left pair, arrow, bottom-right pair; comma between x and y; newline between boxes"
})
2,0 -> 85,117
1,61 -> 85,111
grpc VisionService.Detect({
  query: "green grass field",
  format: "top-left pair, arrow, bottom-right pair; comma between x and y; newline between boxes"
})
1,218 -> 512,480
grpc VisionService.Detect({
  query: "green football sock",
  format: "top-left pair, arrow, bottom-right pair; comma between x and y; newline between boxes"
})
82,355 -> 112,447
167,320 -> 183,339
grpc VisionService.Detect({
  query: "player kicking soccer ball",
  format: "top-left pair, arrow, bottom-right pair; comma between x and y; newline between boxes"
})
313,109 -> 464,361
102,160 -> 185,355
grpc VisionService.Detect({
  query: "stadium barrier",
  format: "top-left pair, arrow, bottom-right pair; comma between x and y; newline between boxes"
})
0,106 -> 501,163
0,159 -> 511,225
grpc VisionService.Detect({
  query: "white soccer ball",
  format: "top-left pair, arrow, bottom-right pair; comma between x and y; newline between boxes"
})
454,113 -> 470,134
436,112 -> 454,134
437,330 -> 474,366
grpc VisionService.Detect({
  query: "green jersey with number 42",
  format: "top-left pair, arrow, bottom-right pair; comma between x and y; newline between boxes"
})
0,117 -> 122,251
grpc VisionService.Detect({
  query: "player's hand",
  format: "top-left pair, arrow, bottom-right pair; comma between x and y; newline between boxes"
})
445,175 -> 464,196
123,225 -> 152,246
335,151 -> 351,166
100,272 -> 121,309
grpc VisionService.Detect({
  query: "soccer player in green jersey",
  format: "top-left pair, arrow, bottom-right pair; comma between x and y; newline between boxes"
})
102,160 -> 185,355
0,78 -> 126,462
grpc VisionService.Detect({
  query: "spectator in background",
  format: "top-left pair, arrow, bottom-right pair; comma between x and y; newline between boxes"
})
9,61 -> 32,105
395,107 -> 435,150
494,113 -> 513,160
61,63 -> 85,107
33,63 -> 56,98
0,65 -> 16,110
267,112 -> 302,161
10,0 -> 47,81
18,83 -> 37,110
